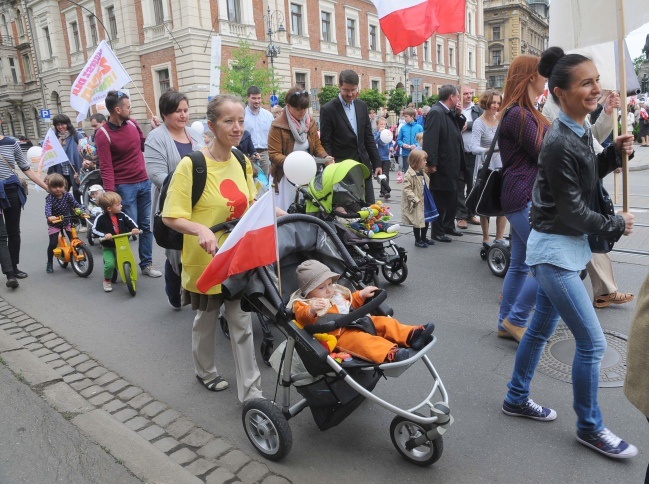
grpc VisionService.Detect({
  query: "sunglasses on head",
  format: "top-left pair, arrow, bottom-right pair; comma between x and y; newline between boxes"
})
290,90 -> 309,101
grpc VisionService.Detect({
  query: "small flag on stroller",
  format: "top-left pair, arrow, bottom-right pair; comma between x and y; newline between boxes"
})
423,185 -> 439,222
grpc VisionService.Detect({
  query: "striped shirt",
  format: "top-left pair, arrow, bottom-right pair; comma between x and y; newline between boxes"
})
0,137 -> 30,180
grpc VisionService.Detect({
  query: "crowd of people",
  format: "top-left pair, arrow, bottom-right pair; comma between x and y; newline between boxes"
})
1,54 -> 647,469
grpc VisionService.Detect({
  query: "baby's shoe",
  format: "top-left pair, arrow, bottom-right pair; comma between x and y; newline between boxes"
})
409,323 -> 435,350
396,171 -> 403,183
46,262 -> 53,274
103,280 -> 112,292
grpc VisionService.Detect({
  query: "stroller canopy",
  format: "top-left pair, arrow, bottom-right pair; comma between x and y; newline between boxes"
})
306,160 -> 370,215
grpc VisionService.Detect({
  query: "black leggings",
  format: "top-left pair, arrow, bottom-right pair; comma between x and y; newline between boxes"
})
47,231 -> 72,264
413,223 -> 430,242
2,187 -> 23,271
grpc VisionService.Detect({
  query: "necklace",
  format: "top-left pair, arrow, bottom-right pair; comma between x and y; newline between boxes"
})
207,144 -> 229,162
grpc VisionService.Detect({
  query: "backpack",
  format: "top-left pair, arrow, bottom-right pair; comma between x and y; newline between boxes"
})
153,148 -> 247,250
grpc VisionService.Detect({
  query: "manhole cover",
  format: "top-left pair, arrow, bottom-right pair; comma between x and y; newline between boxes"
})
537,326 -> 628,388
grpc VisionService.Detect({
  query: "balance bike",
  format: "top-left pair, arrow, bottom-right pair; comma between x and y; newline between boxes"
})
52,214 -> 94,277
111,233 -> 138,296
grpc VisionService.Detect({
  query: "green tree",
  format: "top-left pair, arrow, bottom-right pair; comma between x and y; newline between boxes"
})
358,88 -> 387,112
386,88 -> 408,114
222,39 -> 278,99
278,91 -> 287,107
426,94 -> 439,106
318,85 -> 340,106
633,55 -> 645,75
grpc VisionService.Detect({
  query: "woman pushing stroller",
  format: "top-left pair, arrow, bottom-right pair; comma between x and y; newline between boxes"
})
289,260 -> 433,363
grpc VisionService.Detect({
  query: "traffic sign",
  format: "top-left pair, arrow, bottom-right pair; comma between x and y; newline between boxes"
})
411,77 -> 423,87
40,109 -> 51,119
270,94 -> 279,107
413,92 -> 423,103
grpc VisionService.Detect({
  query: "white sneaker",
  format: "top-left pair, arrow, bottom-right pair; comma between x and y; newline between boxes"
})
142,265 -> 162,278
78,226 -> 88,233
103,280 -> 112,292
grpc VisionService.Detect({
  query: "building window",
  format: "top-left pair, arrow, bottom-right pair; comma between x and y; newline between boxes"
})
369,24 -> 377,51
371,79 -> 380,90
21,53 -> 32,81
1,14 -> 10,43
321,11 -> 331,42
449,47 -> 455,67
346,18 -> 355,47
9,58 -> 18,84
424,41 -> 430,62
295,72 -> 306,89
43,27 -> 53,58
153,0 -> 164,25
489,75 -> 505,88
16,10 -> 24,36
291,4 -> 302,36
107,7 -> 118,40
436,43 -> 443,64
227,0 -> 241,23
324,74 -> 334,86
88,15 -> 98,46
158,68 -> 170,93
492,25 -> 501,40
468,51 -> 474,71
467,12 -> 472,35
70,21 -> 81,52
492,50 -> 501,65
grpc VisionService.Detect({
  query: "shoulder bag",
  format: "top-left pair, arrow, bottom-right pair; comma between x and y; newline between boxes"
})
588,179 -> 616,253
466,112 -> 507,217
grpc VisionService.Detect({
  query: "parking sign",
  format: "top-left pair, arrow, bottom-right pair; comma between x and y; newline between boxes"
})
40,109 -> 51,119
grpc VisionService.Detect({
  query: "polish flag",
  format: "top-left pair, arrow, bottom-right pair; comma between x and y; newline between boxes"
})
371,0 -> 466,55
197,191 -> 277,293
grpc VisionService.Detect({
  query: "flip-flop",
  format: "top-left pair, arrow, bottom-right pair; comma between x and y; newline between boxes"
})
196,375 -> 229,391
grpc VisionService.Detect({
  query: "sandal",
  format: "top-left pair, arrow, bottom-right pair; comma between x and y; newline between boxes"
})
593,291 -> 635,308
196,375 -> 229,391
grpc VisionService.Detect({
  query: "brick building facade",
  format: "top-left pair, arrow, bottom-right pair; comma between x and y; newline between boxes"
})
0,0 -> 487,141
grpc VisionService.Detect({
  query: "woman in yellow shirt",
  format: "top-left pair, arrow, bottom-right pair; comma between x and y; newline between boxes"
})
162,94 -> 262,402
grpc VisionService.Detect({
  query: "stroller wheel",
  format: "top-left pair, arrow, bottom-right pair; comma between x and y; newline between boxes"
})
242,399 -> 292,461
487,243 -> 510,278
381,260 -> 408,285
362,267 -> 380,287
390,415 -> 443,467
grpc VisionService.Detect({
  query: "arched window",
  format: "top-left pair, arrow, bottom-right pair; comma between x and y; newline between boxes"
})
33,107 -> 43,138
51,91 -> 62,113
16,9 -> 25,36
1,15 -> 11,43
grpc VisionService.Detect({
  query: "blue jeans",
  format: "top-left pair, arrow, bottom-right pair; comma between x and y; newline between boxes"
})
505,263 -> 606,433
499,202 -> 538,329
116,180 -> 153,270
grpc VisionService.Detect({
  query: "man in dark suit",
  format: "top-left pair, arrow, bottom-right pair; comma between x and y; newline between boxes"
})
320,69 -> 381,204
422,84 -> 466,243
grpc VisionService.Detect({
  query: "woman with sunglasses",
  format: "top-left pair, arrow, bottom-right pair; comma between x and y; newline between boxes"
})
268,86 -> 332,211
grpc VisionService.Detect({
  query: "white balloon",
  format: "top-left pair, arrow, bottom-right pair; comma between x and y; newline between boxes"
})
190,121 -> 205,135
283,151 -> 317,186
380,129 -> 393,144
26,146 -> 43,164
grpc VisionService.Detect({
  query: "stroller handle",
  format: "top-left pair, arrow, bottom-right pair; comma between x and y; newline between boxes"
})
304,289 -> 387,335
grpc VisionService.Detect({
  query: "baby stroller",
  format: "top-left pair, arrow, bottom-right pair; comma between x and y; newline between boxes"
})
220,214 -> 452,466
292,160 -> 408,285
78,169 -> 103,246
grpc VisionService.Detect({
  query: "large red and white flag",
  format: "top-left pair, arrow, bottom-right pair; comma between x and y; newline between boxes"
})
370,0 -> 466,55
197,191 -> 277,293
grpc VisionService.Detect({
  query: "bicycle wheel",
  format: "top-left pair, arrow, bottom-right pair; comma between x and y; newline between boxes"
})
124,262 -> 136,296
56,257 -> 68,269
71,245 -> 94,277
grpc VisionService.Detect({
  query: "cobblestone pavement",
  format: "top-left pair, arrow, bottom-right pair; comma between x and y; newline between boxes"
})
0,297 -> 291,484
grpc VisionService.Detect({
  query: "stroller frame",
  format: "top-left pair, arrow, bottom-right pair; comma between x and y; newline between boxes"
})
229,214 -> 451,466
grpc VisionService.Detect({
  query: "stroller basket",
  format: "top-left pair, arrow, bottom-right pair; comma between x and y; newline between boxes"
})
296,369 -> 381,430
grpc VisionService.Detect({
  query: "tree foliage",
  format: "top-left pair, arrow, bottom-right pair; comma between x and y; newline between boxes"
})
222,39 -> 278,99
358,88 -> 387,112
386,88 -> 408,114
318,86 -> 340,106
426,94 -> 439,106
633,55 -> 645,75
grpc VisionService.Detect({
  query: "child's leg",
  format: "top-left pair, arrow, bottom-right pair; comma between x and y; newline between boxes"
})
47,233 -> 59,264
336,328 -> 397,363
413,227 -> 422,243
102,247 -> 117,280
371,316 -> 414,345
381,160 -> 391,192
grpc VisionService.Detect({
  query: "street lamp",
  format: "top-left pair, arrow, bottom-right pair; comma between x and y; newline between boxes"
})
264,6 -> 285,98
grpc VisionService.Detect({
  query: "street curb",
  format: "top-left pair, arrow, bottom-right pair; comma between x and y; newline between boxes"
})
629,163 -> 649,171
0,298 -> 291,484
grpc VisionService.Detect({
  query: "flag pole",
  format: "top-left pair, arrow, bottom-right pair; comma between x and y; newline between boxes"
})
459,32 -> 466,107
271,188 -> 282,298
128,81 -> 156,119
616,0 -> 630,212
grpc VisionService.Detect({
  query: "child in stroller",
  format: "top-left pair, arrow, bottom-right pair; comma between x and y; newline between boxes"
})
290,260 -> 433,363
220,214 -> 451,466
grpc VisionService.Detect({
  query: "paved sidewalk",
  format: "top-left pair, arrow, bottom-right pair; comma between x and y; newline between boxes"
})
0,298 -> 291,484
630,141 -> 649,170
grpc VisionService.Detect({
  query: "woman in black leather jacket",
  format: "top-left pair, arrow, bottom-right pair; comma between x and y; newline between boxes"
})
502,47 -> 637,460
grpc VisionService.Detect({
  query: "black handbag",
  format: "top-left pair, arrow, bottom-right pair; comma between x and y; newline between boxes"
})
588,180 -> 616,253
466,113 -> 505,217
